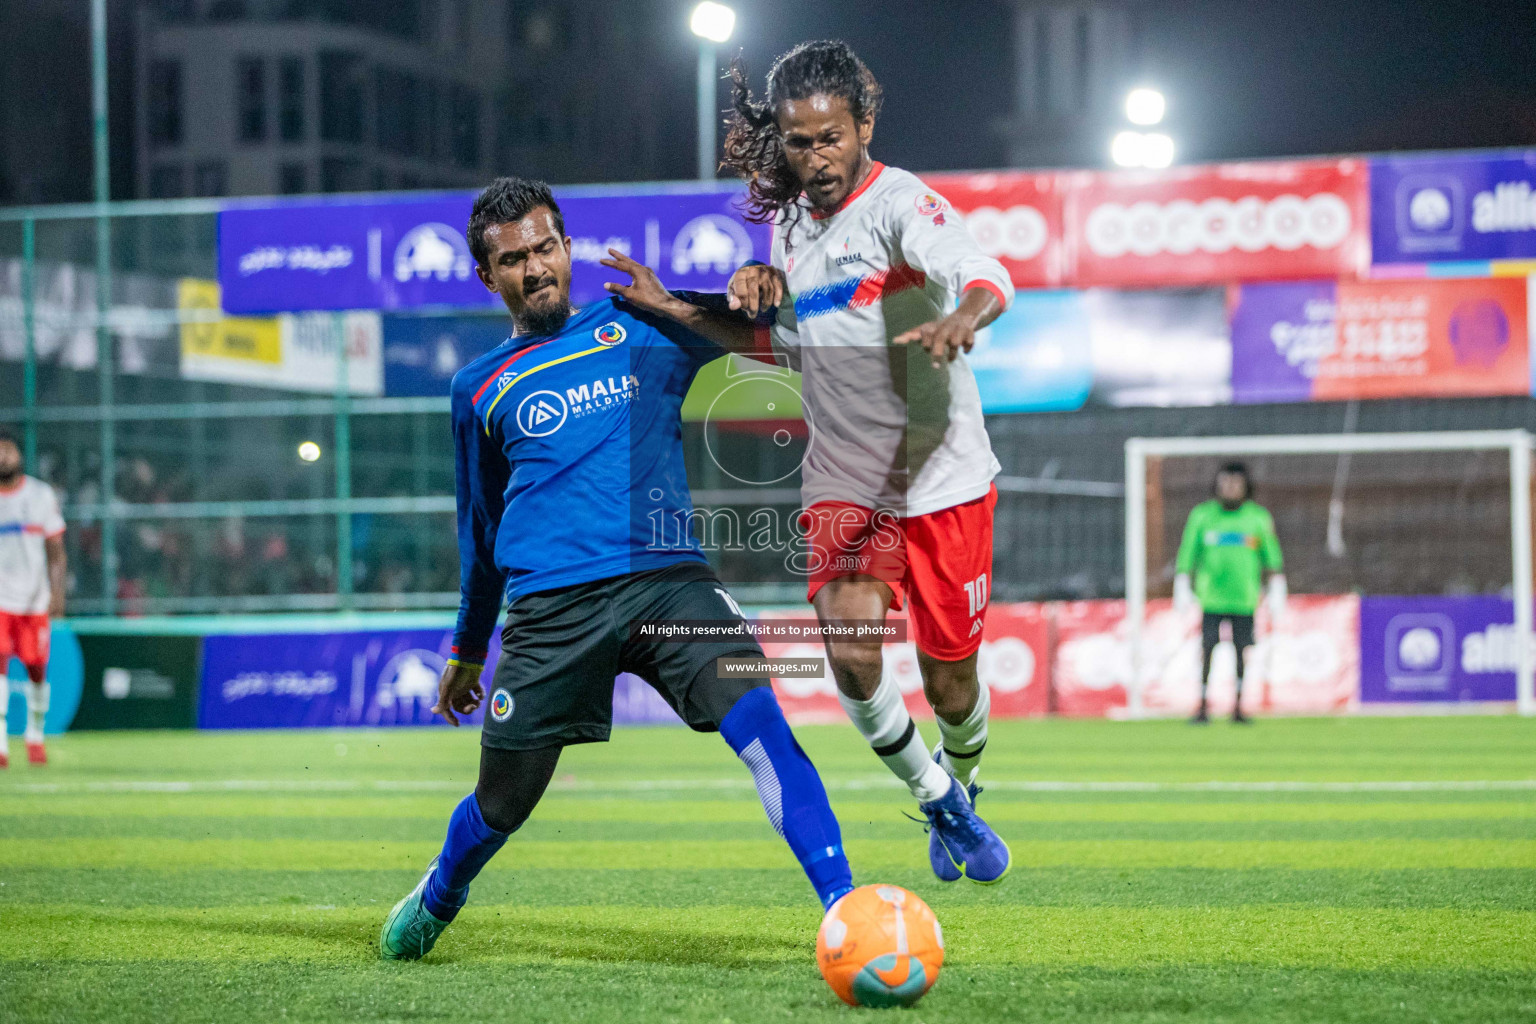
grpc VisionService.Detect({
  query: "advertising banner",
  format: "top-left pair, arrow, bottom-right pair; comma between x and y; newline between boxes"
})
971,287 -> 1230,413
71,633 -> 200,731
1065,159 -> 1367,288
758,603 -> 1050,724
197,627 -> 682,730
218,188 -> 769,315
382,314 -> 509,397
178,278 -> 384,395
1051,595 -> 1359,717
922,171 -> 1063,288
1230,277 -> 1529,403
970,290 -> 1093,412
1359,596 -> 1523,703
1370,150 -> 1536,264
0,259 -> 181,377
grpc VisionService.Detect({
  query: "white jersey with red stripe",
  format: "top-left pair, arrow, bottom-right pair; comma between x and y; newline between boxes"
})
0,475 -> 65,615
768,162 -> 1014,517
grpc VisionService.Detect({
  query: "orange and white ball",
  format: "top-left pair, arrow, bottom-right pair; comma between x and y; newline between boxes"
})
816,885 -> 944,1008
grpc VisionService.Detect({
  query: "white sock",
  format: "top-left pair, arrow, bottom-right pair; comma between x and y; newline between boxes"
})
25,682 -> 48,742
838,674 -> 951,803
935,684 -> 990,788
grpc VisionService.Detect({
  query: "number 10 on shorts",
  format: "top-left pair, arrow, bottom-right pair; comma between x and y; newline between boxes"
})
963,574 -> 989,618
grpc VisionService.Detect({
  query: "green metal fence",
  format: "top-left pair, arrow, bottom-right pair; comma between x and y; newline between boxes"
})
0,198 -> 465,617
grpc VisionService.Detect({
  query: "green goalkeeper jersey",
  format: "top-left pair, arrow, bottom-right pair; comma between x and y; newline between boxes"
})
1175,499 -> 1283,616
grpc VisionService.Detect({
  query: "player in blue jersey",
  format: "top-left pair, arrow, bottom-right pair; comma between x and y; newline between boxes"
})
380,177 -> 854,960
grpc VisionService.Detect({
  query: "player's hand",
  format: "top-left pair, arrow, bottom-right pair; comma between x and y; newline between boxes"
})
1266,574 -> 1288,624
893,310 -> 977,369
601,249 -> 675,316
1173,574 -> 1195,616
726,264 -> 785,318
48,593 -> 65,619
432,662 -> 485,727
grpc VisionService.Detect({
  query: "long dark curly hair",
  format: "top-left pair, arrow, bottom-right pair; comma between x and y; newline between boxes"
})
722,40 -> 883,226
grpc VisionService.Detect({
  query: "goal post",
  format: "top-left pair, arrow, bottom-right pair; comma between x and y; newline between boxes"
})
1125,429 -> 1535,718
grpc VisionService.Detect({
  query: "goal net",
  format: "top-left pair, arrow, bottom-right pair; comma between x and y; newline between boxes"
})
1123,430 -> 1535,717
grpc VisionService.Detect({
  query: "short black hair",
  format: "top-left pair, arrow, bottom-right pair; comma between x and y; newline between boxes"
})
467,177 -> 564,268
0,426 -> 19,450
1216,461 -> 1253,499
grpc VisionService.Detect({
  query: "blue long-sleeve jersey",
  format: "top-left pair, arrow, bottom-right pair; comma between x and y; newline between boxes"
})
450,297 -> 723,661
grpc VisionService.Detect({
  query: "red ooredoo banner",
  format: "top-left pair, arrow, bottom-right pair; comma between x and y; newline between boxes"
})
1064,159 -> 1369,288
760,604 -> 1050,724
923,171 -> 1063,289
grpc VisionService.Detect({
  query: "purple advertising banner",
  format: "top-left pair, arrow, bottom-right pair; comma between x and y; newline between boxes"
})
1229,281 -> 1336,404
218,188 -> 768,315
197,627 -> 683,729
1370,151 -> 1536,264
1359,596 -> 1523,703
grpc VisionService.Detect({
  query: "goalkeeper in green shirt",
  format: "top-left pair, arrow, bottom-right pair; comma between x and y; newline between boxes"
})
1174,462 -> 1286,724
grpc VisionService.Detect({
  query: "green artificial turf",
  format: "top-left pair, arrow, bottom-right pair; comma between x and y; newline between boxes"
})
1,716 -> 1533,1023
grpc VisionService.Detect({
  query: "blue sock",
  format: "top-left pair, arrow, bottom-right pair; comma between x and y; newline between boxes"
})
422,792 -> 511,922
719,686 -> 854,909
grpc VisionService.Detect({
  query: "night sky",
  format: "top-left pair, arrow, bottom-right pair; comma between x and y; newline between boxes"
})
4,0 -> 1536,203
690,0 -> 1536,174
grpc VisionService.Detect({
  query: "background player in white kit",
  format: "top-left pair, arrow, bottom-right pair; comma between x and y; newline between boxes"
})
718,41 -> 1014,883
0,428 -> 66,767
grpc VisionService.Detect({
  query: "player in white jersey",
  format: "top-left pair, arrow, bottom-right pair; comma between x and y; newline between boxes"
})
0,428 -> 66,767
615,41 -> 1013,883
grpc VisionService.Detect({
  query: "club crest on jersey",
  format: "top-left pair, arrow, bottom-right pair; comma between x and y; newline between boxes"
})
915,193 -> 946,217
489,688 -> 513,722
516,389 -> 569,437
593,321 -> 627,346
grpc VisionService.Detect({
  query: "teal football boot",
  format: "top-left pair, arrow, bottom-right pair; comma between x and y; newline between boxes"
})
380,858 -> 453,961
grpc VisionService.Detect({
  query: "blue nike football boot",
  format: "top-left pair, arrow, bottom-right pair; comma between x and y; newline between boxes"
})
920,772 -> 1011,885
380,857 -> 453,960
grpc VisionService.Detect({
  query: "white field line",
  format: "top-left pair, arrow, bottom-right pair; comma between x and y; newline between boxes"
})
2,778 -> 1536,796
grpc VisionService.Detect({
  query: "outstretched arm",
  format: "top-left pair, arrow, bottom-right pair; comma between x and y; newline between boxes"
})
601,249 -> 766,357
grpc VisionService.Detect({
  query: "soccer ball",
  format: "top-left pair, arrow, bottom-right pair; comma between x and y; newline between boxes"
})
816,884 -> 944,1007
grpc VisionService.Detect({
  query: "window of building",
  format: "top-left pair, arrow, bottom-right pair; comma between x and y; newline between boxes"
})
148,164 -> 183,198
320,157 -> 363,193
511,7 -> 568,50
193,161 -> 228,197
450,85 -> 480,169
147,59 -> 183,147
279,162 -> 306,194
375,68 -> 423,157
206,0 -> 246,21
237,57 -> 266,143
1074,13 -> 1091,111
423,80 -> 443,160
1034,16 -> 1051,116
279,57 -> 305,142
319,50 -> 365,144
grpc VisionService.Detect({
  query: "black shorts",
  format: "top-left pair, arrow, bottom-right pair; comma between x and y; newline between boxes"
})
1202,612 -> 1255,653
482,561 -> 765,751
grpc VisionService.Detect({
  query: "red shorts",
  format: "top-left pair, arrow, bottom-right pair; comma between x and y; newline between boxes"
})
801,485 -> 997,660
0,612 -> 50,679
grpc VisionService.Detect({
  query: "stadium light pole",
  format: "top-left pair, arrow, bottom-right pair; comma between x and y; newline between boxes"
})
691,2 -> 735,180
92,0 -> 117,613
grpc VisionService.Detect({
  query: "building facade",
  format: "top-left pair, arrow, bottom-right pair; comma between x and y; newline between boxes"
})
996,0 -> 1146,169
133,0 -> 670,199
